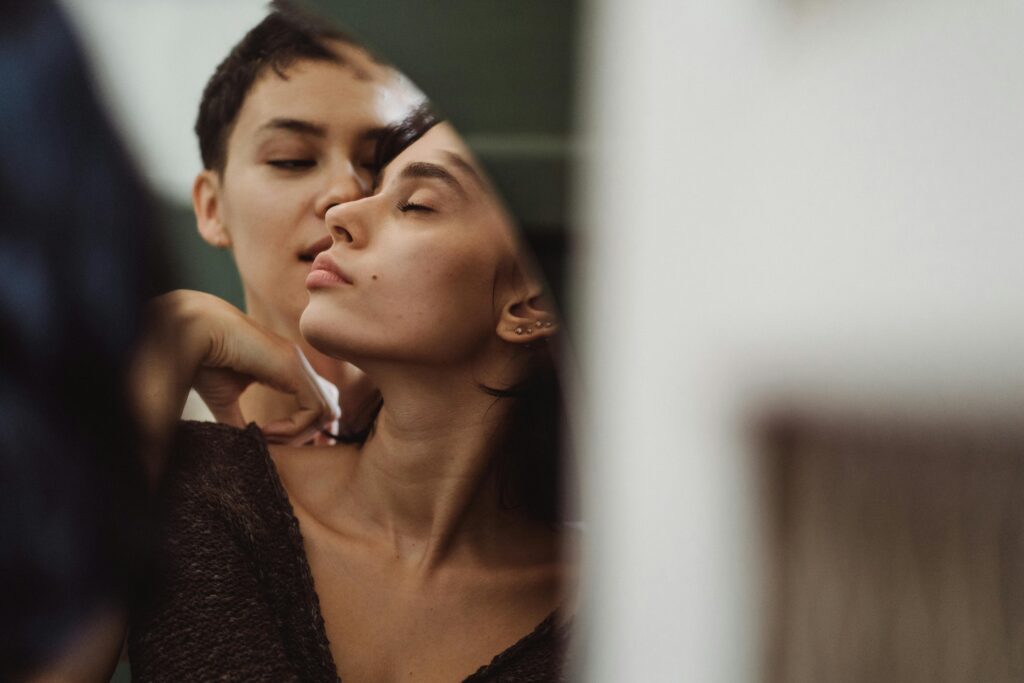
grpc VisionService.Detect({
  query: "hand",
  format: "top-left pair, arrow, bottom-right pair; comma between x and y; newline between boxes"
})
133,291 -> 336,455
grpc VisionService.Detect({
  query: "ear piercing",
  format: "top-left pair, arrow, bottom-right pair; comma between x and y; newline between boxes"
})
513,319 -> 555,335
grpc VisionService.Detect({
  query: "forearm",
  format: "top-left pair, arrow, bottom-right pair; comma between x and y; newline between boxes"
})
129,291 -> 214,480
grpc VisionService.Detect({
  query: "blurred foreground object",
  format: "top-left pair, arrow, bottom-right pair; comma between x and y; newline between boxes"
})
0,0 -> 166,677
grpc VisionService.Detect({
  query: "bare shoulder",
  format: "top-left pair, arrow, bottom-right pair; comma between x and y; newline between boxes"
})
266,441 -> 361,516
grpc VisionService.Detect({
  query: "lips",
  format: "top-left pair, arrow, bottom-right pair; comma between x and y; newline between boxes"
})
307,252 -> 353,288
298,235 -> 333,263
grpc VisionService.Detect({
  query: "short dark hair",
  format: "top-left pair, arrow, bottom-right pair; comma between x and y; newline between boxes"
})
195,0 -> 362,172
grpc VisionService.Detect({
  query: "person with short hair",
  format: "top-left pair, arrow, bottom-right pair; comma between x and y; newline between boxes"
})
185,0 -> 424,435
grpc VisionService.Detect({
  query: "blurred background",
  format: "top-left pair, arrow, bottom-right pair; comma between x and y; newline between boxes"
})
55,0 -> 1024,680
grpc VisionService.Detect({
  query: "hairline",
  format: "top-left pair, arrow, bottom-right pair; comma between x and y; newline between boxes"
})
210,39 -> 392,175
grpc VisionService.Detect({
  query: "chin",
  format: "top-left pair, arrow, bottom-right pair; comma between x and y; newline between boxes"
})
299,303 -> 348,359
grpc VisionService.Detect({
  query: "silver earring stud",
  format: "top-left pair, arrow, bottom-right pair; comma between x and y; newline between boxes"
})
514,326 -> 524,335
526,327 -> 534,334
544,321 -> 553,328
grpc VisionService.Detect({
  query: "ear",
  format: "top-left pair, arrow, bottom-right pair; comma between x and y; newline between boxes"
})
192,170 -> 231,248
496,282 -> 559,344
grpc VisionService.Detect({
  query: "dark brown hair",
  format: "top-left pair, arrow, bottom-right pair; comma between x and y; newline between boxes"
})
195,0 -> 364,172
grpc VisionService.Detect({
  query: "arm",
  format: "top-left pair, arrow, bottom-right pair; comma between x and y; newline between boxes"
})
26,291 -> 332,682
127,424 -> 302,682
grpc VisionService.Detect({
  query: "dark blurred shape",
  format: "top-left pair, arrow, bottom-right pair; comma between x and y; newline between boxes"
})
762,412 -> 1024,682
0,0 -> 167,676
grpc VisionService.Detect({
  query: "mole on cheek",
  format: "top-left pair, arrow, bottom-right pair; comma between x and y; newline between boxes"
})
372,274 -> 378,280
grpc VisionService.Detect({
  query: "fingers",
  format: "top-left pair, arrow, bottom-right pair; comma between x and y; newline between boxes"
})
261,412 -> 322,445
258,346 -> 335,444
194,304 -> 336,442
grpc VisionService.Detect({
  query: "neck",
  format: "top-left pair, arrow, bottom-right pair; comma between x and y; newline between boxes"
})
341,361 -> 536,572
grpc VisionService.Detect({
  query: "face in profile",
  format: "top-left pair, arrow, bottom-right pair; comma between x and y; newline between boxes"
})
300,123 -> 550,370
197,42 -> 423,333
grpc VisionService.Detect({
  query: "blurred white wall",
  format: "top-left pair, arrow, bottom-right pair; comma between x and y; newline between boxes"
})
60,0 -> 267,204
575,0 -> 1024,679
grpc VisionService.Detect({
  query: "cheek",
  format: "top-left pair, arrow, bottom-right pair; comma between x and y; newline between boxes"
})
225,179 -> 297,247
301,243 -> 501,362
221,174 -> 310,277
374,243 -> 499,344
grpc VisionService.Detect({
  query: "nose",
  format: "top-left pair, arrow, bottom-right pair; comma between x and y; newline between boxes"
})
314,160 -> 370,219
324,199 -> 368,248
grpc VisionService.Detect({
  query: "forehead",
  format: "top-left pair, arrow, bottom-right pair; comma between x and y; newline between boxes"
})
232,51 -> 422,144
390,124 -> 480,178
388,124 -> 517,238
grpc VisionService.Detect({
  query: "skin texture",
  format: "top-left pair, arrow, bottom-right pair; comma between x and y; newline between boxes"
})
193,43 -> 422,428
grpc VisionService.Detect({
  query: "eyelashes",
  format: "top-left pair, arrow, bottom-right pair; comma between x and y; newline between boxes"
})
267,159 -> 316,170
397,201 -> 434,213
264,159 -> 435,214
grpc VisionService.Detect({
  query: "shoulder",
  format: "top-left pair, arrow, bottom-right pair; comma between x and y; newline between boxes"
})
169,420 -> 268,479
160,421 -> 278,524
131,422 -> 319,681
172,419 -> 265,463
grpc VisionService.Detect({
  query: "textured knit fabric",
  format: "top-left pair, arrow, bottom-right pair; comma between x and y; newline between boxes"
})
128,421 -> 570,682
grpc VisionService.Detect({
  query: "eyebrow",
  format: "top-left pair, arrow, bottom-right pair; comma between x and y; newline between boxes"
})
376,151 -> 483,195
397,161 -> 468,197
257,118 -> 390,143
443,152 -> 483,187
257,117 -> 327,138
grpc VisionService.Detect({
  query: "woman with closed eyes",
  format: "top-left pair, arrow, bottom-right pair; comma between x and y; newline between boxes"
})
129,110 -> 577,682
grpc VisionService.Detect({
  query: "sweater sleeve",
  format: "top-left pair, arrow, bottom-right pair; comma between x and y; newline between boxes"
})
127,422 -> 300,682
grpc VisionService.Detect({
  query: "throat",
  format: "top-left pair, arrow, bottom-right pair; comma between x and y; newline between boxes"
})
352,439 -> 503,567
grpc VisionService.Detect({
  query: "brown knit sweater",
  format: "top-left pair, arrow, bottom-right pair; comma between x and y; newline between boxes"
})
128,421 -> 570,682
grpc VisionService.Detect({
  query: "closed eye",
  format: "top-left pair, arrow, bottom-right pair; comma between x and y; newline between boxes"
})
267,159 -> 316,170
398,201 -> 434,213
